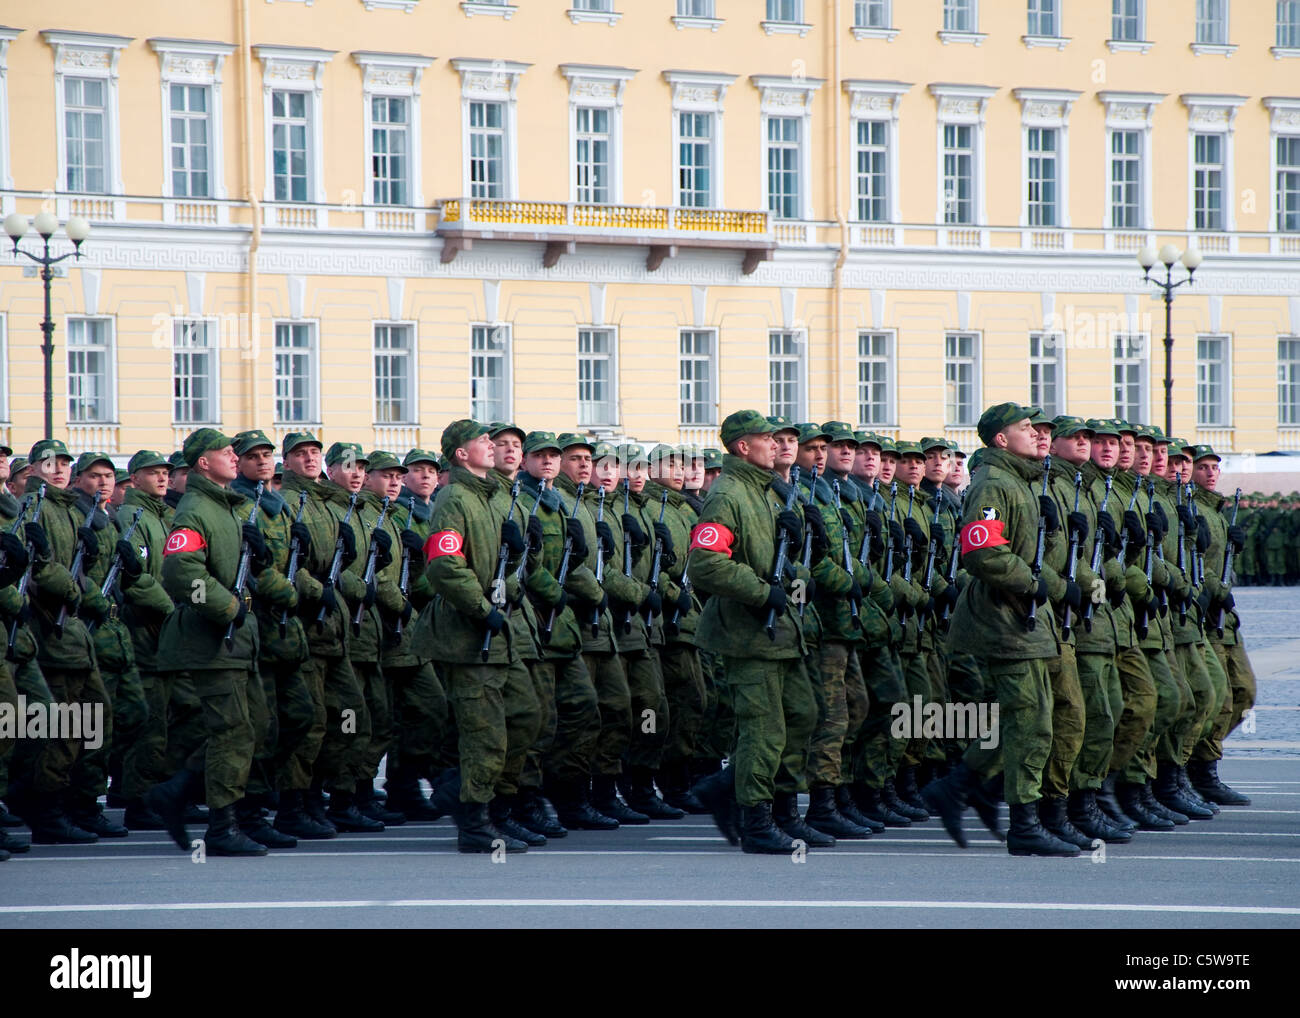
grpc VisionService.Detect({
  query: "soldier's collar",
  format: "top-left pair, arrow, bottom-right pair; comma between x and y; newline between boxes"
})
231,474 -> 285,517
448,464 -> 501,499
397,486 -> 432,522
980,447 -> 1043,481
186,470 -> 246,507
518,471 -> 562,512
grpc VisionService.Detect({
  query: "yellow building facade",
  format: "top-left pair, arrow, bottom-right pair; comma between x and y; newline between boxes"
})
1,0 -> 1299,459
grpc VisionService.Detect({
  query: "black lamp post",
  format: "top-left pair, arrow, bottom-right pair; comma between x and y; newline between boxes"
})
4,211 -> 90,439
1138,243 -> 1203,438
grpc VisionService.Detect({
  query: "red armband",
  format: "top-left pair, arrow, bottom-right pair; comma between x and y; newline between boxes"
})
689,522 -> 735,558
960,520 -> 1008,555
425,530 -> 465,560
164,528 -> 206,555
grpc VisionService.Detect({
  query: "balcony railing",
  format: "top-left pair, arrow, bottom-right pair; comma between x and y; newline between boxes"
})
66,423 -> 121,455
1195,427 -> 1234,452
439,199 -> 768,237
374,424 -> 421,451
678,425 -> 720,450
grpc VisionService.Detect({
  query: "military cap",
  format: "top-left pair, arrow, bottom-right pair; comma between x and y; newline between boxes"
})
1167,438 -> 1192,459
182,428 -> 234,467
702,448 -> 724,470
0,441 -> 10,456
967,448 -> 986,472
1026,406 -> 1053,427
821,420 -> 858,445
796,422 -> 830,444
8,456 -> 27,475
168,450 -> 190,470
1084,418 -> 1121,439
1133,424 -> 1158,443
592,441 -> 618,463
441,419 -> 489,462
857,431 -> 884,449
274,461 -> 284,477
488,421 -> 526,442
766,414 -> 800,436
619,442 -> 649,466
365,450 -> 407,473
128,449 -> 170,474
29,438 -> 73,464
878,437 -> 899,456
677,443 -> 702,461
1188,444 -> 1221,463
233,429 -> 275,456
1114,419 -> 1138,435
1052,417 -> 1093,439
71,451 -> 114,476
557,432 -> 596,453
894,440 -> 924,459
403,447 -> 441,468
919,436 -> 950,454
325,442 -> 369,468
648,443 -> 682,467
282,431 -> 322,455
719,409 -> 777,446
951,446 -> 966,458
977,402 -> 1034,446
522,430 -> 563,455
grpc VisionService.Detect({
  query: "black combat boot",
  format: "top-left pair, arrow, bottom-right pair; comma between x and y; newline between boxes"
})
68,804 -> 129,838
0,801 -> 24,827
739,801 -> 796,855
235,799 -> 297,848
1037,796 -> 1093,849
1007,801 -> 1081,857
273,789 -> 337,839
1154,762 -> 1213,820
853,783 -> 911,828
384,769 -> 443,821
1187,759 -> 1251,806
773,791 -> 834,847
489,797 -> 546,846
123,799 -> 166,831
202,805 -> 268,857
146,767 -> 203,850
837,786 -> 884,833
1140,782 -> 1188,825
457,801 -> 526,854
1117,781 -> 1174,830
659,761 -> 709,814
591,775 -> 649,825
801,786 -> 867,839
883,777 -> 928,822
1176,765 -> 1219,814
919,761 -> 975,848
1097,773 -> 1137,831
692,767 -> 740,846
896,766 -> 931,817
1067,790 -> 1131,843
969,778 -> 1006,842
619,767 -> 685,820
0,828 -> 30,854
514,788 -> 568,838
304,781 -> 337,834
552,779 -> 619,831
325,789 -> 385,833
356,783 -> 407,826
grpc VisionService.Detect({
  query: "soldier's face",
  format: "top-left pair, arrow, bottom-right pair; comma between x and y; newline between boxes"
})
796,438 -> 828,474
1091,435 -> 1120,469
133,466 -> 170,498
198,445 -> 238,484
239,446 -> 275,481
945,458 -> 966,488
110,482 -> 129,507
828,440 -> 856,473
684,458 -> 705,489
1193,459 -> 1220,491
169,467 -> 189,493
328,460 -> 367,492
653,455 -> 685,490
593,455 -> 620,492
1152,444 -> 1169,477
879,455 -> 898,483
493,435 -> 522,475
1133,438 -> 1154,476
737,433 -> 776,470
854,444 -> 880,480
34,454 -> 72,489
898,456 -> 925,487
1032,424 -> 1052,456
404,463 -> 437,497
1117,434 -> 1136,470
923,449 -> 951,483
702,468 -> 721,491
1051,433 -> 1091,466
459,432 -> 496,474
773,433 -> 799,469
524,450 -> 560,482
285,445 -> 322,479
366,466 -> 405,499
0,453 -> 9,484
624,462 -> 649,493
996,419 -> 1040,459
7,468 -> 28,497
1166,456 -> 1191,482
76,464 -> 115,500
561,448 -> 593,486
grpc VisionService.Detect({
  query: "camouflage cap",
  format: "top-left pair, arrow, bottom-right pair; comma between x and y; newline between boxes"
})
441,419 -> 489,462
127,449 -> 170,474
522,430 -> 563,455
619,442 -> 649,466
8,456 -> 27,474
1114,419 -> 1139,436
951,446 -> 966,458
365,450 -> 407,473
233,429 -> 275,456
796,422 -> 830,444
592,441 -> 618,463
114,468 -> 129,484
168,451 -> 190,471
648,443 -> 682,468
1166,439 -> 1191,459
1051,416 -> 1093,439
556,432 -> 596,453
1026,406 -> 1053,427
765,414 -> 800,436
878,437 -> 899,457
895,440 -> 924,459
719,410 -> 777,446
273,461 -> 284,476
182,428 -> 234,467
977,402 -> 1034,446
281,431 -> 322,455
324,442 -> 369,468
1149,425 -> 1171,445
488,421 -> 526,442
1188,444 -> 1221,463
821,420 -> 858,445
702,448 -> 724,470
919,436 -> 950,454
677,443 -> 702,461
29,438 -> 73,464
0,441 -> 10,456
856,431 -> 884,449
1133,424 -> 1158,444
1084,418 -> 1121,439
403,447 -> 441,468
967,448 -> 986,472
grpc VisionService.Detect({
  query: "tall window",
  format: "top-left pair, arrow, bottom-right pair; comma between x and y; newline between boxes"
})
1027,0 -> 1058,35
168,84 -> 210,199
855,120 -> 888,222
1196,0 -> 1228,44
766,117 -> 801,220
1110,130 -> 1141,228
678,112 -> 713,208
1196,335 -> 1231,427
767,0 -> 803,21
67,318 -> 113,423
1027,127 -> 1058,227
274,322 -> 316,424
574,107 -> 611,204
944,333 -> 980,426
768,331 -> 804,420
1193,133 -> 1225,231
1029,333 -> 1064,418
857,331 -> 895,426
173,320 -> 218,424
1281,1 -> 1300,47
679,329 -> 716,425
574,0 -> 614,9
578,328 -> 617,427
1113,334 -> 1148,423
1112,0 -> 1143,40
271,90 -> 309,202
943,0 -> 976,32
371,96 -> 409,205
942,124 -> 974,225
855,0 -> 890,27
1279,337 -> 1300,425
468,101 -> 506,199
374,324 -> 415,424
64,77 -> 106,193
1277,135 -> 1300,232
678,0 -> 714,14
470,324 -> 510,421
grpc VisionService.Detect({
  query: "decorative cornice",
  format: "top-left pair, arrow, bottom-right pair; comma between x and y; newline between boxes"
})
1098,90 -> 1166,129
149,38 -> 237,86
843,79 -> 911,119
1013,88 -> 1081,128
750,74 -> 824,116
663,69 -> 737,111
352,51 -> 434,95
560,63 -> 637,105
451,57 -> 530,100
1180,93 -> 1247,132
1263,97 -> 1300,135
928,83 -> 997,124
42,29 -> 132,80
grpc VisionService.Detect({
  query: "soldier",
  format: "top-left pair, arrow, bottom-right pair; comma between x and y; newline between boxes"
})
701,448 -> 723,493
165,452 -> 189,510
5,453 -> 30,499
945,446 -> 968,496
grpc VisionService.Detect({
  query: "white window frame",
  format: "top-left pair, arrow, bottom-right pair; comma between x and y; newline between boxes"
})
944,332 -> 982,428
1100,92 -> 1163,241
767,330 -> 807,421
845,81 -> 909,226
1028,332 -> 1067,418
0,29 -> 23,200
1182,95 -> 1243,242
679,328 -> 718,427
65,316 -> 117,425
857,330 -> 896,428
1279,1 -> 1300,53
470,323 -> 512,422
272,320 -> 321,427
930,84 -> 996,238
1108,0 -> 1150,52
1196,333 -> 1232,428
1266,98 -> 1300,237
560,64 -> 636,206
171,317 -> 221,426
1015,89 -> 1079,235
1193,0 -> 1235,54
150,38 -> 234,221
1113,332 -> 1150,424
568,0 -> 623,26
577,326 -> 619,428
674,0 -> 723,31
462,1 -> 518,18
1191,132 -> 1226,232
354,52 -> 433,226
256,46 -> 334,210
453,59 -> 529,201
1278,336 -> 1300,426
373,321 -> 418,426
763,0 -> 811,37
939,0 -> 986,44
665,71 -> 735,210
752,77 -> 822,222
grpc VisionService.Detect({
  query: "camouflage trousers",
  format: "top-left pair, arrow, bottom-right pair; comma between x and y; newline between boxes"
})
0,664 -> 16,799
851,643 -> 908,790
1196,639 -> 1257,762
497,656 -> 543,798
806,641 -> 870,788
660,642 -> 707,767
1071,651 -> 1118,791
1123,647 -> 1191,783
694,650 -> 734,765
352,659 -> 393,786
245,657 -> 316,800
163,672 -> 205,776
722,654 -> 817,806
898,649 -> 932,768
586,650 -> 632,777
24,662 -> 109,797
1111,646 -> 1157,776
1042,646 -> 1085,801
181,667 -> 261,811
280,653 -> 367,795
622,647 -> 669,772
522,654 -> 600,790
69,665 -> 147,815
444,659 -> 540,803
1172,641 -> 1215,765
962,656 -> 1053,806
383,661 -> 449,784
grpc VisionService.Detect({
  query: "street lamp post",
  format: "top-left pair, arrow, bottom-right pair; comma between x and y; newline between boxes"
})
4,211 -> 91,439
1138,243 -> 1203,438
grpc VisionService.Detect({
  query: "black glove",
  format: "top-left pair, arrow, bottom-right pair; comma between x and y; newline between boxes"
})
673,589 -> 692,618
1096,513 -> 1118,551
483,608 -> 506,635
776,510 -> 803,549
904,518 -> 926,549
1107,583 -> 1126,609
363,578 -> 378,608
567,518 -> 590,562
939,583 -> 959,609
501,520 -> 525,556
652,521 -> 674,559
233,596 -> 249,630
1176,504 -> 1196,530
548,589 -> 568,615
372,528 -> 394,572
1063,579 -> 1083,610
242,523 -> 272,572
1227,525 -> 1246,553
318,583 -> 339,617
337,524 -> 358,568
400,528 -> 426,567
838,508 -> 855,533
290,522 -> 314,563
0,532 -> 29,587
23,522 -> 50,561
1195,588 -> 1212,615
1195,516 -> 1211,553
595,521 -> 616,562
1214,591 -> 1236,613
1153,502 -> 1169,535
640,590 -> 662,617
1032,577 -> 1050,606
1038,495 -> 1060,533
757,582 -> 787,619
1067,511 -> 1090,544
805,511 -> 829,561
1147,511 -> 1167,542
526,515 -> 546,554
1122,510 -> 1146,549
77,526 -> 100,566
114,539 -> 142,580
863,509 -> 884,540
397,599 -> 414,628
622,513 -> 648,551
847,578 -> 864,602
